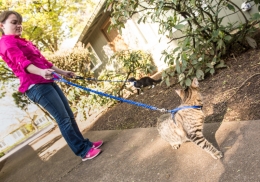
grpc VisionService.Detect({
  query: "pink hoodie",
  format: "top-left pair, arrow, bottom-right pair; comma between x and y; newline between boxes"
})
0,35 -> 53,93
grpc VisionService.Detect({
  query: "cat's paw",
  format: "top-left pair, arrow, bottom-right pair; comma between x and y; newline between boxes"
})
211,150 -> 223,159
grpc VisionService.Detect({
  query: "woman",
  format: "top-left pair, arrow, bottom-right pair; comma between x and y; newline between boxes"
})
0,10 -> 102,161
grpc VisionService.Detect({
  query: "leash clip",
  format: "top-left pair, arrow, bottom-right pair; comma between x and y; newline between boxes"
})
158,108 -> 167,112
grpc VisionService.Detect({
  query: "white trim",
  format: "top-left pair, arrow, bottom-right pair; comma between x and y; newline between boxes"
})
35,116 -> 48,126
12,130 -> 23,140
86,43 -> 102,71
0,141 -> 7,149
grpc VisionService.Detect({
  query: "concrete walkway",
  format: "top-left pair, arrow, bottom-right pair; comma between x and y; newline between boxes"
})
0,120 -> 260,182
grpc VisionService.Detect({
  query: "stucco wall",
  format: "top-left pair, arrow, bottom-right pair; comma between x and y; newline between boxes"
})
218,0 -> 258,26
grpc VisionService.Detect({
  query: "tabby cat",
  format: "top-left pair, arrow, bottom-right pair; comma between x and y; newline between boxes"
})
157,78 -> 223,159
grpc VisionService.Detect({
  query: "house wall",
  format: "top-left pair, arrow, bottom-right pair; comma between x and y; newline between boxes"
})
218,0 -> 258,26
83,12 -> 112,77
121,16 -> 177,71
2,130 -> 25,148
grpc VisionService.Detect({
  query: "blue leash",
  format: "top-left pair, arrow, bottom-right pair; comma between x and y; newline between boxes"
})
53,72 -> 202,115
75,76 -> 131,82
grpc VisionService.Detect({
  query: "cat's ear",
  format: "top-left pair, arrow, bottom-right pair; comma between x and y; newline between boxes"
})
175,89 -> 181,97
191,77 -> 199,88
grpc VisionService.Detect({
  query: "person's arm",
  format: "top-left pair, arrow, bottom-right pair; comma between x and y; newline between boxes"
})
26,64 -> 75,80
51,65 -> 75,78
26,64 -> 54,80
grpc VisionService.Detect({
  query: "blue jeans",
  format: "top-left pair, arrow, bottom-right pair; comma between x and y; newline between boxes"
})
26,82 -> 92,158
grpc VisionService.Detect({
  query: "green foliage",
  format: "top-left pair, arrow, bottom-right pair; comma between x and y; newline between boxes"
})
107,50 -> 157,96
24,124 -> 34,132
0,59 -> 16,83
97,70 -> 128,98
0,152 -> 4,158
0,58 -> 17,99
12,92 -> 30,110
106,0 -> 260,87
0,0 -> 96,52
46,43 -> 92,76
110,50 -> 157,78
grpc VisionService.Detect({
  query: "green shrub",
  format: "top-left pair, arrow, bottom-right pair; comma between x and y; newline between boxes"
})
25,124 -> 34,132
0,152 -> 5,158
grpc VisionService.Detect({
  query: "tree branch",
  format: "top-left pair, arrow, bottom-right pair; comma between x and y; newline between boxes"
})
167,34 -> 199,43
226,0 -> 248,25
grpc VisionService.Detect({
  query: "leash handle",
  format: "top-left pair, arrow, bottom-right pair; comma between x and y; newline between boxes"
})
52,72 -> 61,79
52,72 -> 68,83
52,73 -> 89,81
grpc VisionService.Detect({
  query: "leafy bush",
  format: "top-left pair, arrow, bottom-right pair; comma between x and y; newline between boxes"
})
106,0 -> 260,87
0,152 -> 5,158
106,50 -> 157,96
25,124 -> 34,132
110,50 -> 157,78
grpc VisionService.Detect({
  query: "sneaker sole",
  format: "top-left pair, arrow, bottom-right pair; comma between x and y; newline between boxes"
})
93,142 -> 103,149
82,150 -> 101,161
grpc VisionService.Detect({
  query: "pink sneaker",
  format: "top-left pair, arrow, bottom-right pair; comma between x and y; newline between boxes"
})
82,148 -> 101,161
92,140 -> 103,149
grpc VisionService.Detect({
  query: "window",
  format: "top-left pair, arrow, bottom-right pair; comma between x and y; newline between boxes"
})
0,141 -> 7,149
35,116 -> 47,126
101,18 -> 128,52
86,43 -> 102,71
101,18 -> 119,42
20,128 -> 27,134
12,130 -> 23,140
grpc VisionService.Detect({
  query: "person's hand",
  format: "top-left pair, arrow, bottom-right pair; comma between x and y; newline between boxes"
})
40,69 -> 55,80
61,70 -> 75,78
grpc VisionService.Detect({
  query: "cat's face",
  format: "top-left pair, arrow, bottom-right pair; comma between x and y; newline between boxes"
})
175,78 -> 203,105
